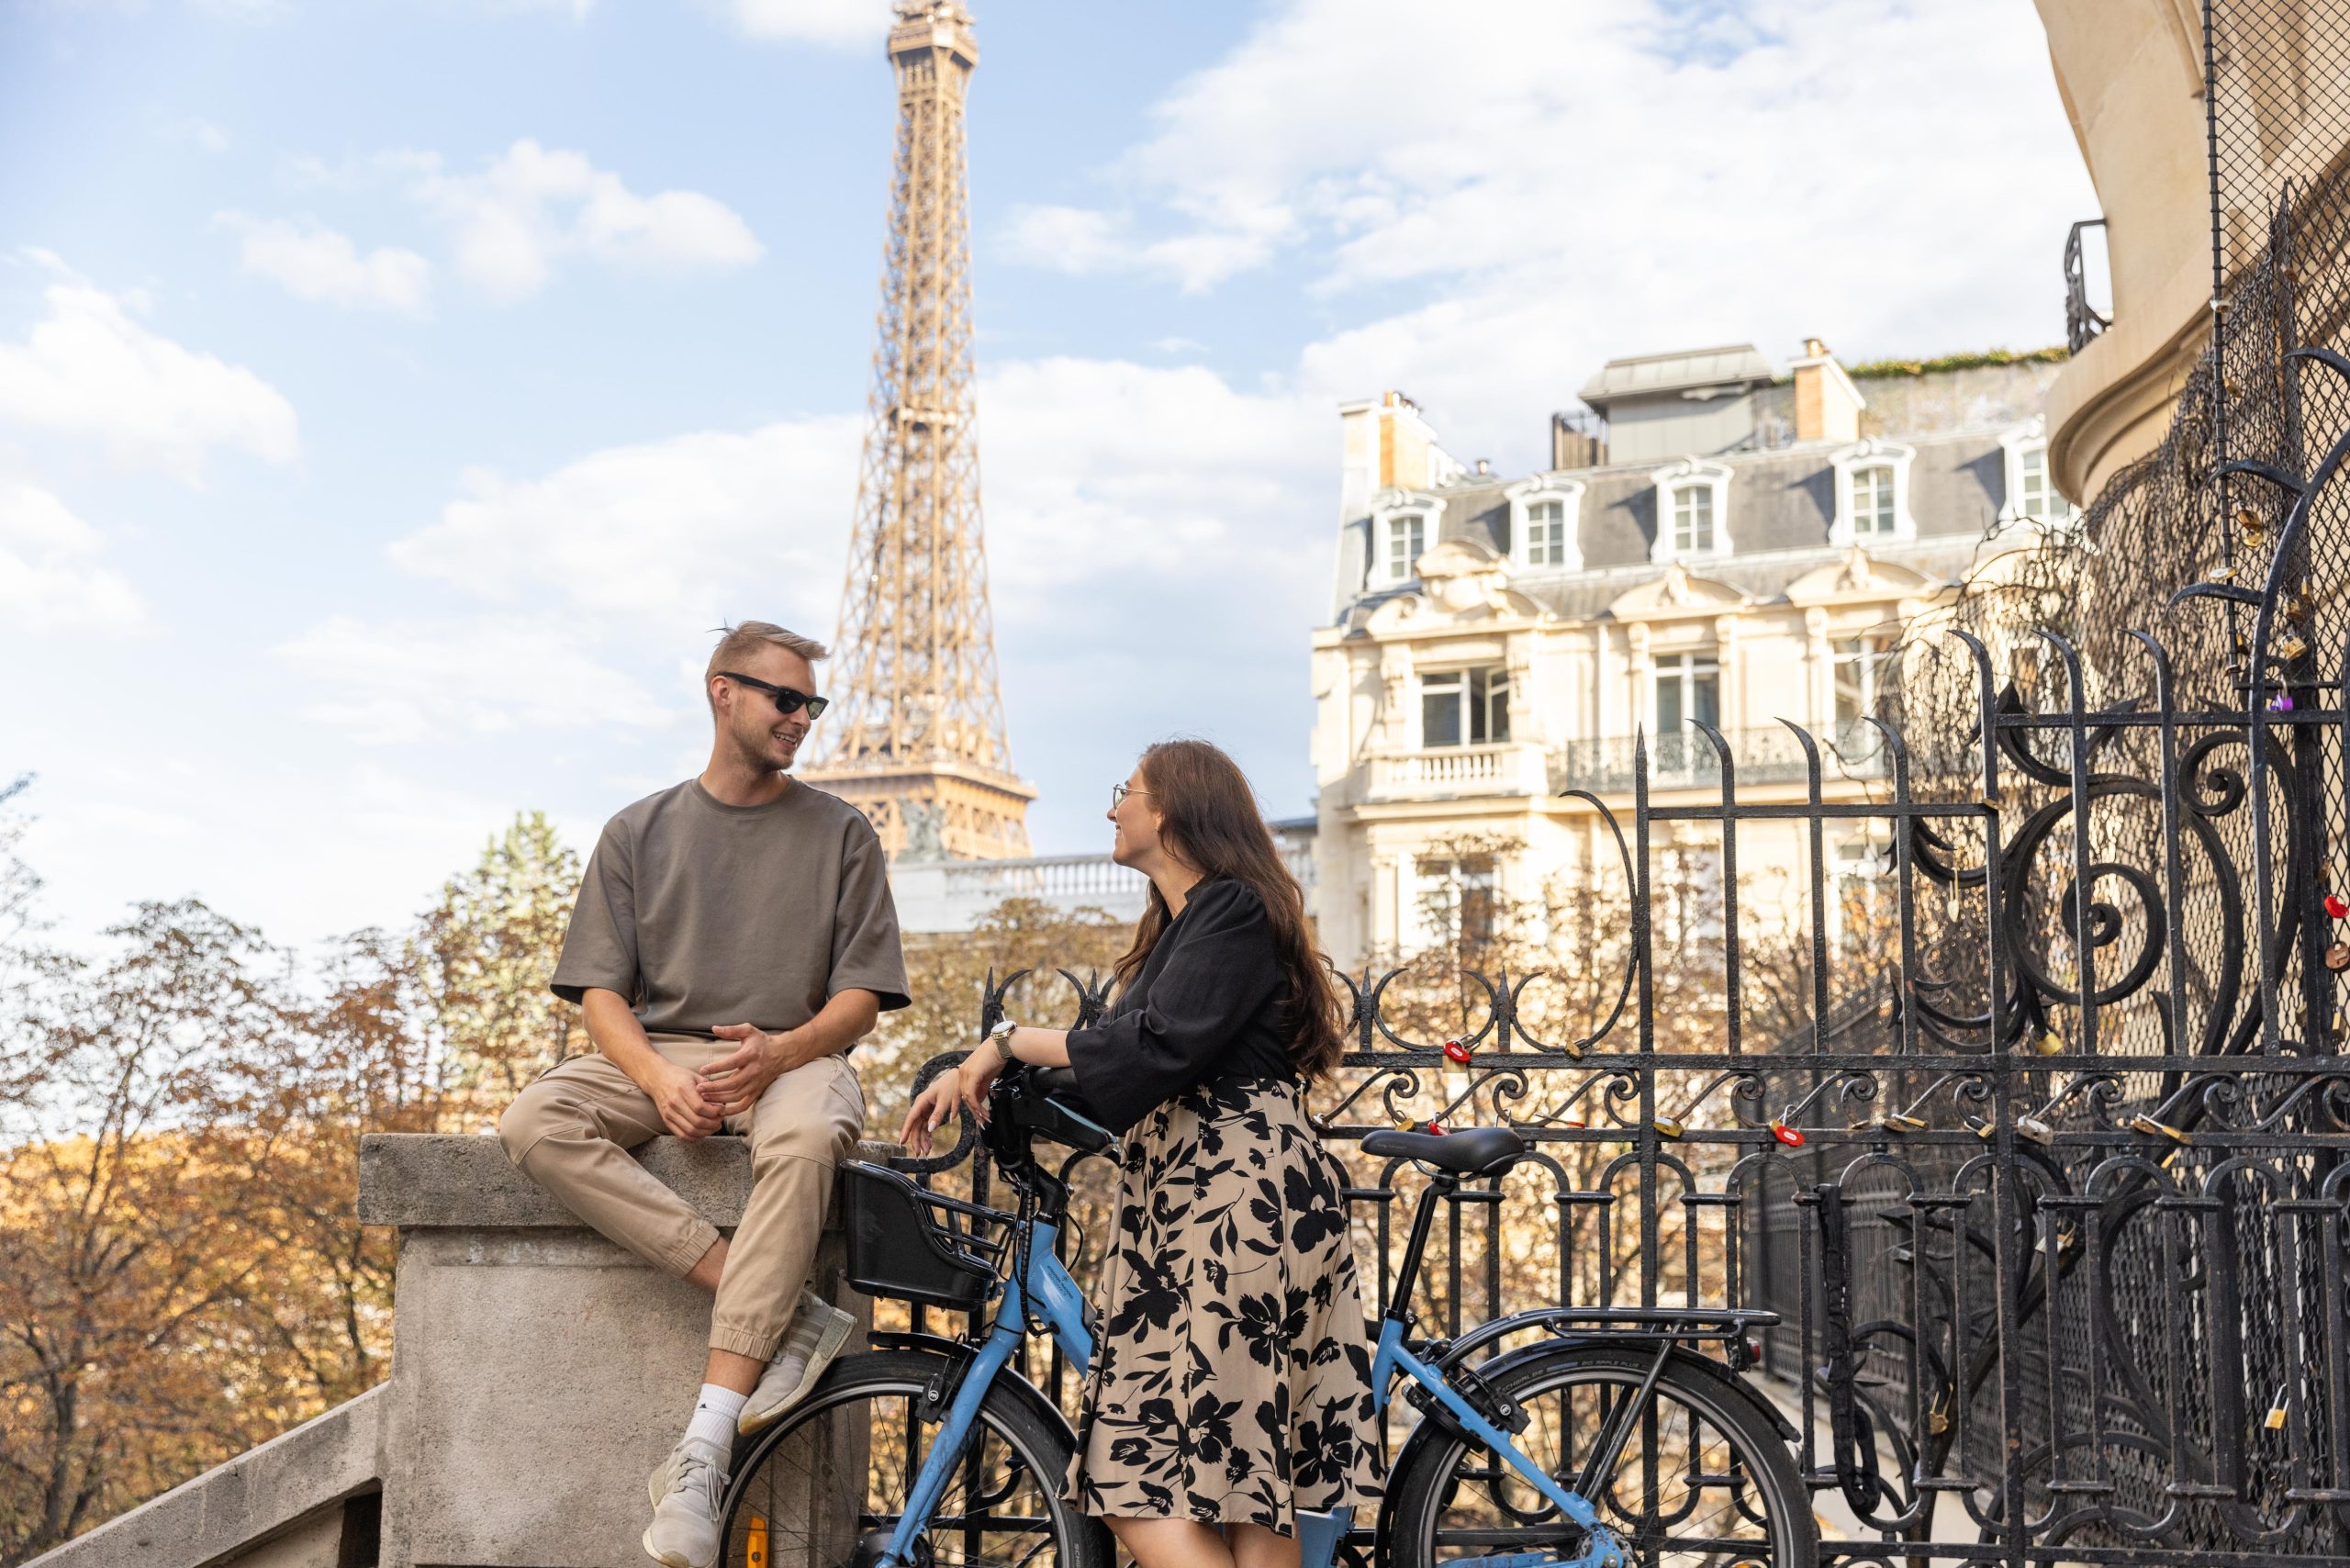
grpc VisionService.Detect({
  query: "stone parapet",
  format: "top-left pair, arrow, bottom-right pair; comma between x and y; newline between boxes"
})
28,1130 -> 890,1568
366,1132 -> 889,1568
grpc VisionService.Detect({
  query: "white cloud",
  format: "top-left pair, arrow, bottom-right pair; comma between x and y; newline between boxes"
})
274,615 -> 673,744
217,212 -> 432,316
1013,0 -> 2098,457
403,140 -> 764,301
0,481 -> 143,633
0,260 -> 299,479
727,0 -> 889,49
160,117 -> 232,152
1003,204 -> 1292,295
387,415 -> 865,632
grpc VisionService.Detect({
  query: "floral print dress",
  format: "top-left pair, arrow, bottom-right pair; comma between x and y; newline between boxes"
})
1061,879 -> 1382,1531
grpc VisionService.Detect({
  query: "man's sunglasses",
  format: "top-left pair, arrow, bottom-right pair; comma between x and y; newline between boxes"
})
717,671 -> 831,720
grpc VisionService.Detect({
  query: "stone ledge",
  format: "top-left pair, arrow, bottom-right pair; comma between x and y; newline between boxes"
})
28,1385 -> 382,1568
357,1132 -> 899,1229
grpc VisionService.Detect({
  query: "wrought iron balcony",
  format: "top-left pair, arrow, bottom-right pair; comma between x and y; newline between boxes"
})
2065,218 -> 2109,352
1551,722 -> 1890,795
1363,742 -> 1552,801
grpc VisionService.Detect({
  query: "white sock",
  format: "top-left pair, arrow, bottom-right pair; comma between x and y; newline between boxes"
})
684,1383 -> 746,1453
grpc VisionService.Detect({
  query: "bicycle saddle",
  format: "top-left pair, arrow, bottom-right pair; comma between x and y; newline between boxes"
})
1360,1125 -> 1528,1177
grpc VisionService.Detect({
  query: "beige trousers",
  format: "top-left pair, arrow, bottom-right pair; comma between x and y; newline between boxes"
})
498,1033 -> 867,1361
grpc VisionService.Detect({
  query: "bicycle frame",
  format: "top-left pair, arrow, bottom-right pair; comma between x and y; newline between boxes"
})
881,1215 -> 1092,1568
1372,1321 -> 1632,1568
1369,1170 -> 1633,1568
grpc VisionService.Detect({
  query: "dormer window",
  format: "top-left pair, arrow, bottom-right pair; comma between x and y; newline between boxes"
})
1504,475 -> 1584,571
1369,489 -> 1442,586
1672,486 -> 1715,553
1525,498 -> 1568,564
2000,422 -> 2068,524
1383,512 -> 1427,581
1828,440 -> 1915,544
1850,465 -> 1897,537
1649,459 -> 1732,565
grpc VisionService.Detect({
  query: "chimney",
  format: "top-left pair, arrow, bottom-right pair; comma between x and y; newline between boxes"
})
1791,338 -> 1864,443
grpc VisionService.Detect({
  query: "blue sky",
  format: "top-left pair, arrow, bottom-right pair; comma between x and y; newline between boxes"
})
2,0 -> 2096,952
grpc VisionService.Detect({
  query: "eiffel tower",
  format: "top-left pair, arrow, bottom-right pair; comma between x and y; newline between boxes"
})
803,0 -> 1035,861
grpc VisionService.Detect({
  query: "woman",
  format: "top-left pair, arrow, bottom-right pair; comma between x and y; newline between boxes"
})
901,738 -> 1381,1568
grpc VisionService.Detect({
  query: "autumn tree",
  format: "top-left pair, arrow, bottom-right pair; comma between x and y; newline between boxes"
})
0,903 -> 319,1563
408,811 -> 586,1119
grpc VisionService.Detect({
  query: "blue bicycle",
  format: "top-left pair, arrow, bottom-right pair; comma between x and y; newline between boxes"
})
720,1068 -> 1813,1568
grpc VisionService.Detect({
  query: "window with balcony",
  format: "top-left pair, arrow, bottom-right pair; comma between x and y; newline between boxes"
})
1833,634 -> 1892,724
1422,666 -> 1510,748
1850,465 -> 1897,537
1652,651 -> 1719,735
1384,512 -> 1427,581
1834,633 -> 1893,766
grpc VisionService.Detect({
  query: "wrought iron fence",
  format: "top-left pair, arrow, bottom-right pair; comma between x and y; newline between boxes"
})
894,552 -> 2350,1563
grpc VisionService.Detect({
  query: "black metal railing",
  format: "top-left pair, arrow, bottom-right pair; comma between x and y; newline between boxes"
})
2065,217 -> 2109,352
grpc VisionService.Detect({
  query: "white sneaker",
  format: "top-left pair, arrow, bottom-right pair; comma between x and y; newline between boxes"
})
738,1288 -> 857,1435
643,1435 -> 729,1568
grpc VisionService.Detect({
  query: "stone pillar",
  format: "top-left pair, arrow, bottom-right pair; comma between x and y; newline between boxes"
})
358,1133 -> 890,1568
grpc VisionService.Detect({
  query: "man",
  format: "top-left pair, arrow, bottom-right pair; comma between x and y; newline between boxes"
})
498,622 -> 909,1568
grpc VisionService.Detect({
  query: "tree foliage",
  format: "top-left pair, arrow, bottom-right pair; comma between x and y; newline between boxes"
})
0,807 -> 579,1562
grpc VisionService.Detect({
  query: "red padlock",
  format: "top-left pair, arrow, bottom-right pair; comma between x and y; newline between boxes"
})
1442,1038 -> 1472,1064
1425,1120 -> 1449,1137
1770,1120 -> 1806,1148
2327,893 -> 2348,921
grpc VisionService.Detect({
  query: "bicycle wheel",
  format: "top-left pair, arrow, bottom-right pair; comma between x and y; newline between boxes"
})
721,1349 -> 1113,1568
1386,1344 -> 1816,1568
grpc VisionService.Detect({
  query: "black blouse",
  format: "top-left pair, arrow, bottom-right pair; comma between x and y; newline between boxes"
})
1063,877 -> 1300,1134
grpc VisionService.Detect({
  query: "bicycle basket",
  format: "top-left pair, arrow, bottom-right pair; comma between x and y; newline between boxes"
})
840,1160 -> 1001,1312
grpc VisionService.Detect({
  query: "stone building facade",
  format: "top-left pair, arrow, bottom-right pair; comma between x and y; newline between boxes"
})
1309,344 -> 2070,966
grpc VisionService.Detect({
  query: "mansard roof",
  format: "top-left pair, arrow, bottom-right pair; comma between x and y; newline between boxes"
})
1429,429 -> 2004,565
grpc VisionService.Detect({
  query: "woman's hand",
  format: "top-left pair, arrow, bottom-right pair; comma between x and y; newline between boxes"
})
956,1044 -> 1008,1123
899,1073 -> 962,1156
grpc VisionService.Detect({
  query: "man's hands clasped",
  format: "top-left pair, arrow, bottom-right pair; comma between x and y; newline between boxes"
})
652,1022 -> 812,1139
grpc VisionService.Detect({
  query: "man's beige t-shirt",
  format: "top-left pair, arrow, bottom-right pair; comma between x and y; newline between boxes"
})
550,778 -> 911,1036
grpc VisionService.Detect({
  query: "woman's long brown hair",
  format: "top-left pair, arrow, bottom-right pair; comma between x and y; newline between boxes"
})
1113,739 -> 1346,1082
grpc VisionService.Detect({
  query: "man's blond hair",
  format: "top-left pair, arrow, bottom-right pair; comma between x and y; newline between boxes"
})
706,622 -> 830,711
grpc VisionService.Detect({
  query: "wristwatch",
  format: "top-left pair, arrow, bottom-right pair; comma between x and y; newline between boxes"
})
986,1016 -> 1018,1066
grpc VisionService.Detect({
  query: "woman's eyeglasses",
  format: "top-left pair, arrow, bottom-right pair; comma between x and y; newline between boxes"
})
1110,783 -> 1150,810
718,671 -> 830,720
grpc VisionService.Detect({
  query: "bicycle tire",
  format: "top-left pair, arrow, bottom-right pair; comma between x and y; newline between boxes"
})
721,1348 -> 1113,1568
1386,1343 -> 1816,1568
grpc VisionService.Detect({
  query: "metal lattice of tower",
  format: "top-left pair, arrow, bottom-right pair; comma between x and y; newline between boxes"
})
802,0 -> 1034,861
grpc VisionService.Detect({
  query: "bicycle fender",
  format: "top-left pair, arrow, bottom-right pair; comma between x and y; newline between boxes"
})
863,1332 -> 1083,1450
